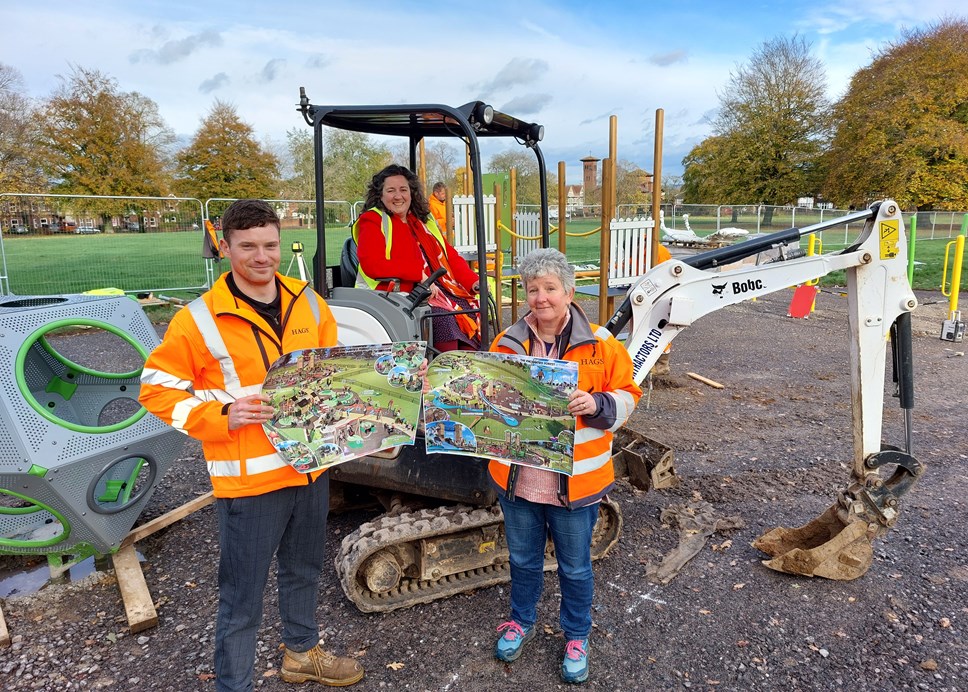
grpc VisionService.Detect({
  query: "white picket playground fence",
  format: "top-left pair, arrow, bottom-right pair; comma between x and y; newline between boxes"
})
607,216 -> 656,287
501,209 -> 657,293
512,211 -> 542,262
452,194 -> 497,255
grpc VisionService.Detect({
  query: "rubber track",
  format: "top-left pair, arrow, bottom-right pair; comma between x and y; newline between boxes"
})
335,500 -> 622,613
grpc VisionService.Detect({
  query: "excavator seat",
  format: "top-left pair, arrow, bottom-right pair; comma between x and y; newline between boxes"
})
339,235 -> 406,291
339,236 -> 359,288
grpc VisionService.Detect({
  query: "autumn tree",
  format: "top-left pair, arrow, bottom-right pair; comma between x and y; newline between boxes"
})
320,129 -> 392,205
682,35 -> 830,219
614,160 -> 652,212
278,127 -> 315,201
0,64 -> 45,192
175,100 -> 280,200
487,148 -> 556,206
422,140 -> 462,194
662,174 -> 685,204
823,18 -> 968,210
682,136 -> 736,203
39,66 -> 173,198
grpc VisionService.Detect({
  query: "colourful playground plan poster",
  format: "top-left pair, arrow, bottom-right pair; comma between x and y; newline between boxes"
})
424,351 -> 578,475
261,341 -> 426,473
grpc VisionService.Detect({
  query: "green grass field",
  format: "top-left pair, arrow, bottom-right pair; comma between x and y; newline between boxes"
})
547,219 -> 966,292
0,225 -> 349,298
1,220 -> 963,301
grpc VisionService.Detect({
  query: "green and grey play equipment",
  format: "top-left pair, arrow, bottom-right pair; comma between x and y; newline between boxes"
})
0,294 -> 184,565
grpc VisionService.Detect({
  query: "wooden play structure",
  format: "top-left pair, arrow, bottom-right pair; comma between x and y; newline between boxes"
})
443,110 -> 669,325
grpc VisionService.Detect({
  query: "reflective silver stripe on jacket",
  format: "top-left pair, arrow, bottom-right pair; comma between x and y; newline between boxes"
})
593,325 -> 613,340
607,390 -> 637,432
139,365 -> 206,433
207,453 -> 290,477
571,448 -> 611,475
305,289 -> 320,325
187,298 -> 244,396
572,427 -> 611,475
140,367 -> 191,391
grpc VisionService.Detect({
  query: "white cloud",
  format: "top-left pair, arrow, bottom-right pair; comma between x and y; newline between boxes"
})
4,0 -> 964,180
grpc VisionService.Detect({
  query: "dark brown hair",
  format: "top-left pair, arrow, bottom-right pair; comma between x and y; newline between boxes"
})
363,164 -> 430,219
220,199 -> 281,243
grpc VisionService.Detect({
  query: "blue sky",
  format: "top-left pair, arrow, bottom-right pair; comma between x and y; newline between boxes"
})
5,0 -> 965,184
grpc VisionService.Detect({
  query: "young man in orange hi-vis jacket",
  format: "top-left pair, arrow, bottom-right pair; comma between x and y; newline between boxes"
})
428,181 -> 448,232
139,199 -> 364,690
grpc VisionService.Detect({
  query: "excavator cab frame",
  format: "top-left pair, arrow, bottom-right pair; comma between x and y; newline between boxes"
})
295,92 -> 623,613
295,90 -> 556,512
297,88 -> 551,349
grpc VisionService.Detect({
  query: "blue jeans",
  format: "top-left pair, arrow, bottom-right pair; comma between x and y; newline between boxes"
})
499,495 -> 598,640
214,475 -> 329,692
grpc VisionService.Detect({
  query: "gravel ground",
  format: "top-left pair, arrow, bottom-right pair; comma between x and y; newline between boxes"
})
1,290 -> 966,691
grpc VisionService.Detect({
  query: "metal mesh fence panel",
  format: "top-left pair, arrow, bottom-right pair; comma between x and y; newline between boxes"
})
0,194 -> 208,296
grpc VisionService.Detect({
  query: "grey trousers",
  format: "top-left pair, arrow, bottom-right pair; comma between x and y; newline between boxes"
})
213,474 -> 329,692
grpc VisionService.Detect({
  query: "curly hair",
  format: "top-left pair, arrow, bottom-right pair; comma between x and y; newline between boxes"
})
517,248 -> 576,293
363,164 -> 430,219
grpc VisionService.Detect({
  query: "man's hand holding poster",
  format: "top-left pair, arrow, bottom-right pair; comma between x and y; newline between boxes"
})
262,341 -> 426,473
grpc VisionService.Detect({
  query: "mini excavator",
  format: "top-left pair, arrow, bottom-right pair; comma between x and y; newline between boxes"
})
297,90 -> 921,611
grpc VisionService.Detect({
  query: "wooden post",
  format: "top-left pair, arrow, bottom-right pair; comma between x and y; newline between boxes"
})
112,544 -> 158,633
557,161 -> 567,254
607,117 -> 619,317
651,109 -> 664,269
121,492 -> 214,548
491,181 -> 503,331
444,192 -> 454,244
418,139 -> 427,186
0,600 -> 9,647
510,168 -> 520,324
599,158 -> 613,323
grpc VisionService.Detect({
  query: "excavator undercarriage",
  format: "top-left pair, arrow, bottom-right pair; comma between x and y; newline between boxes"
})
325,429 -> 666,612
335,498 -> 622,613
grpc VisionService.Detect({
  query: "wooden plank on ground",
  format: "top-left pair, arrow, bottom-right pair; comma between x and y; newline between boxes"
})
120,491 -> 214,548
0,600 -> 9,647
111,544 -> 157,633
687,372 -> 725,389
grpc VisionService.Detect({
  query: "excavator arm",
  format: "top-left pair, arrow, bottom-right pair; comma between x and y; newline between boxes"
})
609,200 -> 923,579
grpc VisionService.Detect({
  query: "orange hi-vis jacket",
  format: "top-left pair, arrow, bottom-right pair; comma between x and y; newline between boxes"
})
139,272 -> 337,498
488,304 -> 642,508
428,194 -> 447,231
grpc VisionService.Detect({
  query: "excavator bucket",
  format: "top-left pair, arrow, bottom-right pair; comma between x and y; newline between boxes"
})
752,505 -> 874,580
613,427 -> 677,491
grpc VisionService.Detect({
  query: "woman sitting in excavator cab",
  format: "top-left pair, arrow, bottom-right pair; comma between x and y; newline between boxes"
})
352,164 -> 481,352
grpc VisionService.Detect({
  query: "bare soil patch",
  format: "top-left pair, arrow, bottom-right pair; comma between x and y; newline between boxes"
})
1,290 -> 966,691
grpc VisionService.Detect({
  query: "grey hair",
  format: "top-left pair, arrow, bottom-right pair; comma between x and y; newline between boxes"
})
517,248 -> 576,293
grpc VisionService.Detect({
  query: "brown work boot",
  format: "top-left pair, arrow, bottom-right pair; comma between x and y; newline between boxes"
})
281,644 -> 364,686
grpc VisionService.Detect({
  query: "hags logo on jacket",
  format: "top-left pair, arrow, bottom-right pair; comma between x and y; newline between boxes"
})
290,327 -> 310,335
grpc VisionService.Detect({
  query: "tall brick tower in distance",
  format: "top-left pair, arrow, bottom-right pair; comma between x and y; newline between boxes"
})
580,155 -> 600,205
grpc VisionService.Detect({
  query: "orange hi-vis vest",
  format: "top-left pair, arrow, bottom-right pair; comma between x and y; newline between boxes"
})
487,305 -> 642,508
351,207 -> 450,289
139,272 -> 337,498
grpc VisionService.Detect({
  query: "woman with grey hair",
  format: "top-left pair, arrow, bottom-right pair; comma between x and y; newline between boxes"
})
517,247 -> 577,293
487,248 -> 641,684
